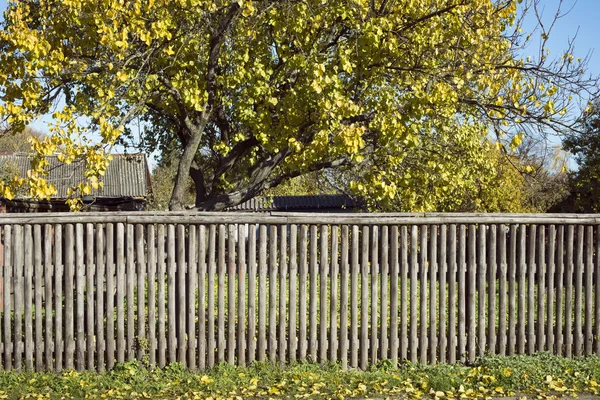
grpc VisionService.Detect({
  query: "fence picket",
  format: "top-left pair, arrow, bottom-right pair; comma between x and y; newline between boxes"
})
157,224 -> 167,368
106,224 -> 115,369
350,225 -> 359,368
508,225 -> 517,355
527,225 -> 537,354
565,225 -> 574,358
499,225 -> 507,356
547,226 -> 556,354
556,226 -> 565,357
269,225 -> 278,363
431,225 -> 439,364
537,226 -> 546,353
187,225 -> 197,369
3,225 -> 12,370
126,224 -> 135,362
238,224 -> 247,367
410,225 -> 418,363
147,224 -> 156,369
339,225 -> 349,369
64,224 -> 75,370
279,225 -> 288,364
458,225 -> 466,362
34,225 -> 43,371
360,225 -> 369,369
298,225 -> 308,361
198,225 -> 207,369
584,226 -> 593,355
24,225 -> 33,371
371,226 -> 379,366
398,226 -> 407,363
448,224 -> 457,364
257,225 -> 267,362
289,224 -> 298,362
331,225 -> 339,363
467,224 -> 476,362
439,225 -> 447,363
44,224 -> 54,371
227,224 -> 236,365
207,224 -> 217,367
574,225 -> 584,356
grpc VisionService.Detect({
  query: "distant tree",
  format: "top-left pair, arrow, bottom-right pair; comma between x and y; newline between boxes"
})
0,125 -> 45,152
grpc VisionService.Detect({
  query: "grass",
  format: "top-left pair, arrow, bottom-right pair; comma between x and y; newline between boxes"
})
0,353 -> 599,399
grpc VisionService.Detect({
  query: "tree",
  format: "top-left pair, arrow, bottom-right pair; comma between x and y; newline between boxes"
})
0,125 -> 45,152
0,0 -> 596,210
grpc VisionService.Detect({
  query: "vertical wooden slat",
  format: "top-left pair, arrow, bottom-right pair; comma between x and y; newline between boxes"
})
467,224 -> 476,362
126,224 -> 135,362
339,225 -> 349,369
517,225 -> 526,355
310,224 -> 319,363
279,224 -> 288,364
238,224 -> 247,367
595,226 -> 600,357
395,225 -> 404,363
177,224 -> 187,365
508,225 -> 517,355
527,225 -> 536,354
96,224 -> 105,372
44,224 -> 53,371
498,225 -> 507,356
217,224 -> 226,363
547,225 -> 556,354
584,226 -> 593,355
537,226 -> 546,353
269,224 -> 278,363
574,225 -> 583,356
360,225 -> 369,369
430,225 -> 438,364
105,224 -> 115,370
289,224 -> 298,362
207,224 -> 217,367
146,224 -> 156,369
330,225 -> 339,363
257,225 -> 267,362
565,225 -> 574,358
198,225 -> 207,369
227,224 -> 236,365
14,224 -> 23,371
410,225 -> 418,363
136,224 -> 147,365
86,224 -> 95,371
3,225 -> 11,370
157,224 -> 167,368
116,223 -> 126,364
64,224 -> 75,370
75,223 -> 85,371
33,225 -> 43,371
487,225 -> 497,355
458,224 -> 466,362
298,225 -> 308,361
448,225 -> 457,364
350,225 -> 359,368
477,225 -> 487,357
187,225 -> 197,369
556,226 -> 565,357
380,226 -> 389,361
370,226 -> 379,366
420,225 -> 428,364
167,224 -> 177,363
24,225 -> 33,370
439,225 -> 447,364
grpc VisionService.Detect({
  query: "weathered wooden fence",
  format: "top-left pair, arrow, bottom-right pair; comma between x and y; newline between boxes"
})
0,212 -> 599,372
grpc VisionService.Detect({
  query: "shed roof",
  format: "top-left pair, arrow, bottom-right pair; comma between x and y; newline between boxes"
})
0,152 -> 149,199
226,194 -> 362,212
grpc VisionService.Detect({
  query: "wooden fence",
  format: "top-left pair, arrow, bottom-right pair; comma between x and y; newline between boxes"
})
0,212 -> 599,372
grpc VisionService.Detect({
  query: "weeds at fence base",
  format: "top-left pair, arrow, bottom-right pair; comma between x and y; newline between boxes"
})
0,353 -> 599,399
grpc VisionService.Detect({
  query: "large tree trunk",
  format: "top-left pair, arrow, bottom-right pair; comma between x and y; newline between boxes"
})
169,125 -> 205,211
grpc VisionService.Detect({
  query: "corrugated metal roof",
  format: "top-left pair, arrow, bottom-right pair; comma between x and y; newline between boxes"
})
226,194 -> 362,212
0,152 -> 149,199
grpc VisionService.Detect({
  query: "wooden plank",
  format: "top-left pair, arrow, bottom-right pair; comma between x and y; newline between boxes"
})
217,224 -> 226,363
147,224 -> 156,369
498,225 -> 507,356
565,225 -> 574,358
167,224 -> 177,363
310,225 -> 319,363
488,225 -> 498,355
105,224 -> 115,370
380,226 -> 389,361
257,224 -> 267,362
467,224 -> 476,362
34,225 -> 43,371
207,224 -> 217,367
299,225 -> 309,362
584,226 -> 593,355
116,223 -> 126,364
527,225 -> 536,354
350,225 -> 359,368
157,224 -> 167,368
517,225 -> 526,355
279,224 -> 288,364
595,226 -> 600,357
44,224 -> 54,371
126,224 -> 135,362
178,224 -> 188,364
228,224 -> 236,365
410,225 -> 419,363
64,224 -> 75,370
187,225 -> 197,369
430,225 -> 439,364
96,224 -> 105,372
136,224 -> 147,365
339,225 -> 349,368
289,224 -> 298,362
508,225 -> 517,355
370,225 -> 379,366
477,224 -> 487,357
3,225 -> 11,370
574,225 -> 583,356
458,224 -> 466,362
420,225 -> 428,364
238,224 -> 247,367
13,224 -> 23,371
396,225 -> 404,362
439,225 -> 447,364
75,223 -> 85,371
556,226 -> 565,357
537,225 -> 546,353
448,224 -> 457,364
24,225 -> 33,371
198,225 -> 207,369
360,225 -> 369,369
269,224 -> 278,363
330,225 -> 339,363
86,223 -> 95,371
547,225 -> 556,354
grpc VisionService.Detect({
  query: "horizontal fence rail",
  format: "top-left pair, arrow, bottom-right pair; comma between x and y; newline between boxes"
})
0,212 -> 599,371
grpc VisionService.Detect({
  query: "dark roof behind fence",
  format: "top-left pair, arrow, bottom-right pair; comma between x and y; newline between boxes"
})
226,194 -> 362,212
0,153 -> 149,199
